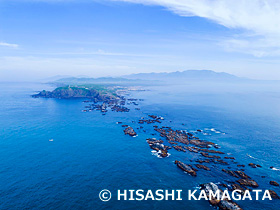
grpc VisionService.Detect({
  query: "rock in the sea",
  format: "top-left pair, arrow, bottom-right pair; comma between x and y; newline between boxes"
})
234,171 -> 251,179
175,160 -> 197,176
230,184 -> 245,194
224,157 -> 235,160
237,179 -> 259,188
269,181 -> 279,186
173,145 -> 186,152
219,200 -> 243,210
268,190 -> 280,199
200,182 -> 243,210
195,164 -> 210,171
123,126 -> 137,137
222,169 -> 239,178
248,163 -> 261,168
147,138 -> 170,158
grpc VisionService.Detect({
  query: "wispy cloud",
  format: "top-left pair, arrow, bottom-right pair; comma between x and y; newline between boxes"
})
0,42 -> 19,48
112,0 -> 280,57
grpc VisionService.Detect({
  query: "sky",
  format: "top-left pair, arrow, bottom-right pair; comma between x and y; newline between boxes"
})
0,0 -> 280,81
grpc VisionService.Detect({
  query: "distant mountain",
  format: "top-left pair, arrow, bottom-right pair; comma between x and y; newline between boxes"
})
123,70 -> 244,81
40,75 -> 72,82
51,76 -> 160,86
45,70 -> 246,86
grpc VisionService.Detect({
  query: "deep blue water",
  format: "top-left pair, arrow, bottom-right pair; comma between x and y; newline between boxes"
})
0,82 -> 279,210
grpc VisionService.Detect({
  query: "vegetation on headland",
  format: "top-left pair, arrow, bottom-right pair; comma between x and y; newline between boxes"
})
32,84 -> 120,100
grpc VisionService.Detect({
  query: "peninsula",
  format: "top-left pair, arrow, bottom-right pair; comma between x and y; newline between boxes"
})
32,85 -> 119,102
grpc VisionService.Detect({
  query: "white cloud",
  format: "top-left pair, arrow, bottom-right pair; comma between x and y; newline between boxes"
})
112,0 -> 280,57
0,42 -> 19,48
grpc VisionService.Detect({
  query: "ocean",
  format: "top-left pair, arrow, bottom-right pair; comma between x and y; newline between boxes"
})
0,81 -> 279,210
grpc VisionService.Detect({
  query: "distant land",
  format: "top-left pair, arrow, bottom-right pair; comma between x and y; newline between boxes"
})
46,70 -> 246,86
33,70 -> 247,100
32,85 -> 120,101
123,70 -> 245,81
51,77 -> 155,86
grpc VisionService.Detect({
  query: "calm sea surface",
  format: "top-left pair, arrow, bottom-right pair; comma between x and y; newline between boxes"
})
0,82 -> 279,210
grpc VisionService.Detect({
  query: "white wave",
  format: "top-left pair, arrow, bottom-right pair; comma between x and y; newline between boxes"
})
247,154 -> 257,159
271,167 -> 280,171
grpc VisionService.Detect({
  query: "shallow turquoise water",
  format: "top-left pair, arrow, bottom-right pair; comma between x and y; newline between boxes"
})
0,82 -> 279,209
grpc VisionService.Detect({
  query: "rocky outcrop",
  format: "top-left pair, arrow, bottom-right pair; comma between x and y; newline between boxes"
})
230,184 -> 245,194
201,152 -> 221,159
175,160 -> 197,176
248,163 -> 261,168
195,164 -> 210,171
269,181 -> 279,186
237,179 -> 259,188
200,182 -> 243,210
234,171 -> 251,179
222,169 -> 239,178
147,138 -> 170,158
268,190 -> 280,199
224,157 -> 235,160
32,86 -> 118,101
173,145 -> 186,152
123,126 -> 137,137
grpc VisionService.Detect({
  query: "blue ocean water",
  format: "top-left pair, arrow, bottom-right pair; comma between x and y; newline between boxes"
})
0,82 -> 279,210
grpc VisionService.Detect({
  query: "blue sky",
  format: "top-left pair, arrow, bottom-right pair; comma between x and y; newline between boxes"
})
0,0 -> 280,81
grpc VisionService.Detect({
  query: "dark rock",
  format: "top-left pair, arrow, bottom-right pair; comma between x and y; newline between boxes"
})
225,157 -> 235,160
269,181 -> 279,186
222,169 -> 239,178
237,179 -> 259,188
195,164 -> 210,171
269,190 -> 280,199
123,126 -> 137,137
248,163 -> 261,168
201,152 -> 221,159
234,171 -> 251,179
175,160 -> 197,176
200,182 -> 243,210
173,145 -> 186,152
230,184 -> 245,194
